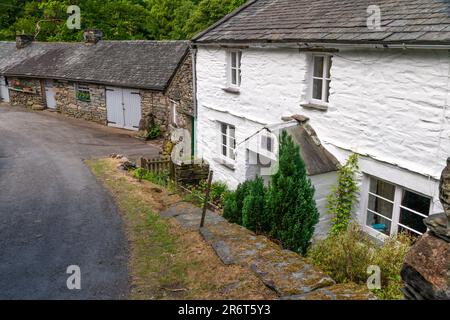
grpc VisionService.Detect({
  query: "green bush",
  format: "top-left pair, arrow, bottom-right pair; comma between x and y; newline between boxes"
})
327,154 -> 359,234
266,130 -> 319,254
147,126 -> 161,140
307,224 -> 413,300
133,168 -> 170,187
183,180 -> 230,209
223,180 -> 251,225
242,177 -> 266,233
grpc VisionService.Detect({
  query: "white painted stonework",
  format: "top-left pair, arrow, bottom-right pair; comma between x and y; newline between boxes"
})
195,45 -> 450,237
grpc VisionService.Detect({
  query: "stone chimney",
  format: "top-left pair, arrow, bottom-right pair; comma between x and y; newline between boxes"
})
16,34 -> 34,49
83,29 -> 103,44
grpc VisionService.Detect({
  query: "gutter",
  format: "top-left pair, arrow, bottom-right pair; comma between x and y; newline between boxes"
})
3,73 -> 166,92
191,45 -> 198,156
194,41 -> 450,51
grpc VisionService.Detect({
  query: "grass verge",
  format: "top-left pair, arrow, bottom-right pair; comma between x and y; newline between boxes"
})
87,158 -> 276,300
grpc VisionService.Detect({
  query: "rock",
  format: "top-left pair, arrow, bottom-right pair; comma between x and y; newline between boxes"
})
121,160 -> 136,171
424,213 -> 450,242
110,153 -> 117,158
31,104 -> 44,111
401,232 -> 450,300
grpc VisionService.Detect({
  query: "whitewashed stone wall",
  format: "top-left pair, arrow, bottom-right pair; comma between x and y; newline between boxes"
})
195,46 -> 450,225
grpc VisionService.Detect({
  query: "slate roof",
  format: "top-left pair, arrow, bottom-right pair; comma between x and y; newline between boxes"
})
193,0 -> 450,45
284,121 -> 339,176
1,40 -> 190,90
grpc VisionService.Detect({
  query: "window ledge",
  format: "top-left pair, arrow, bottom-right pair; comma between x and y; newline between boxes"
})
222,87 -> 240,94
213,157 -> 236,170
300,103 -> 328,111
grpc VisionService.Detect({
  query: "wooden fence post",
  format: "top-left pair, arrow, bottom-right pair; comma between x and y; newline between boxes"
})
200,170 -> 213,228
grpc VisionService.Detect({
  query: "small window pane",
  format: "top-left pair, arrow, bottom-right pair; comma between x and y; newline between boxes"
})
399,208 -> 427,234
313,79 -> 323,100
367,210 -> 391,236
369,178 -> 395,201
401,190 -> 430,215
238,51 -> 242,68
368,194 -> 393,219
231,52 -> 237,68
313,56 -> 324,78
231,69 -> 237,85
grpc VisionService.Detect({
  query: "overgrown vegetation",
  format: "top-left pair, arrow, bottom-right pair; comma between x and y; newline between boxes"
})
223,130 -> 319,255
133,167 -> 171,187
183,179 -> 230,209
307,223 -> 413,300
327,154 -> 359,234
0,0 -> 246,41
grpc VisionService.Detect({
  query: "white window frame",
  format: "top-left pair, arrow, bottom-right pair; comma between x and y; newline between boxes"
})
218,122 -> 236,162
362,175 -> 432,240
309,54 -> 332,105
227,50 -> 242,88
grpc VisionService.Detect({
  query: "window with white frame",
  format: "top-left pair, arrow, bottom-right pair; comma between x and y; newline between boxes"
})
219,122 -> 236,161
75,83 -> 91,102
365,176 -> 431,237
310,54 -> 331,104
228,50 -> 242,87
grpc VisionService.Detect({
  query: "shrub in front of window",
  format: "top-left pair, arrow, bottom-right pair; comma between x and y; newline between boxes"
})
327,153 -> 359,235
307,223 -> 413,300
265,130 -> 319,255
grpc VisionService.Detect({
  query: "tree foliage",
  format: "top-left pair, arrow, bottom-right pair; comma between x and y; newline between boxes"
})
326,153 -> 359,235
265,130 -> 319,254
222,130 -> 320,256
242,177 -> 266,233
0,0 -> 246,41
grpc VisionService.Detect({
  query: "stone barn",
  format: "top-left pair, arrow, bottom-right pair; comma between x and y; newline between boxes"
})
0,36 -> 194,143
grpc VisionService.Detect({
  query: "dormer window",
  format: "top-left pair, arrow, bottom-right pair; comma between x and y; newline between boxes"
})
227,50 -> 242,88
310,54 -> 331,104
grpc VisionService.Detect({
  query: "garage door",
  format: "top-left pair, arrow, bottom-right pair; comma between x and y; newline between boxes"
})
0,76 -> 10,103
106,87 -> 141,131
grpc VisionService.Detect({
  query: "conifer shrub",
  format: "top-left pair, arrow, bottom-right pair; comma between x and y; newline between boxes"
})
265,130 -> 319,254
242,177 -> 267,233
223,180 -> 251,225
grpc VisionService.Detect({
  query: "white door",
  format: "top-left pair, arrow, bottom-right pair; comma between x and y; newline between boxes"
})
123,89 -> 141,130
106,87 -> 141,131
0,76 -> 9,103
45,80 -> 56,109
106,87 -> 125,128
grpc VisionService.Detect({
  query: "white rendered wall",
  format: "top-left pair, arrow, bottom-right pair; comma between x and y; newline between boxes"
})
195,46 -> 450,219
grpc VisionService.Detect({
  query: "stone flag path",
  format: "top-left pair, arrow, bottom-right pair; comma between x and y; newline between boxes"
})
161,202 -> 374,300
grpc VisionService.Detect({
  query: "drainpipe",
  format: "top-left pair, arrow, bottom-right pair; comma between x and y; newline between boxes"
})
191,44 -> 198,157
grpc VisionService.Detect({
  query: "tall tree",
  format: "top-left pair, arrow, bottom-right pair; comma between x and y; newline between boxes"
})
265,130 -> 319,255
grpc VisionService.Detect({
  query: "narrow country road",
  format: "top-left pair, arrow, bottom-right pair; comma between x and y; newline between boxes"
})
0,104 -> 159,299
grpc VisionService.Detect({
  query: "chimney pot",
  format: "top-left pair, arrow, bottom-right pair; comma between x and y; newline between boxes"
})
83,29 -> 103,44
16,34 -> 34,49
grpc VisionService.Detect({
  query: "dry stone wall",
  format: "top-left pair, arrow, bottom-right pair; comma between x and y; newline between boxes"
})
55,81 -> 107,124
8,77 -> 45,110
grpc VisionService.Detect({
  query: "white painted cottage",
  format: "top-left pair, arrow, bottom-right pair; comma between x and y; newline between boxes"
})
191,0 -> 450,240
